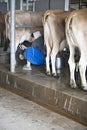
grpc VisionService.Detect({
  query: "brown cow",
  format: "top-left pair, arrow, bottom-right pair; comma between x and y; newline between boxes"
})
5,10 -> 45,51
65,8 -> 87,90
43,10 -> 70,76
0,12 -> 5,47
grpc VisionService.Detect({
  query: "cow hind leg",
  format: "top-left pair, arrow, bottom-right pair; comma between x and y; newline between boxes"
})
46,45 -> 51,76
51,47 -> 58,77
79,55 -> 87,90
68,45 -> 77,88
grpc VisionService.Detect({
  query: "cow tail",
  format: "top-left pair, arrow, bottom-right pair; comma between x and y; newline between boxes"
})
66,13 -> 78,47
43,11 -> 51,46
66,14 -> 73,46
43,11 -> 51,24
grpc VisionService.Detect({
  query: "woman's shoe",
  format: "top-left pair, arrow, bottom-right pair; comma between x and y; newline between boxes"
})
23,64 -> 32,70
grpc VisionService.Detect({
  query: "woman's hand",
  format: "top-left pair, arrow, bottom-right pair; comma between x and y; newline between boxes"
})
19,54 -> 25,60
21,45 -> 27,50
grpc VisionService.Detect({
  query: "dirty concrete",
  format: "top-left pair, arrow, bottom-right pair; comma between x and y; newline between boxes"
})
0,63 -> 87,125
0,87 -> 87,130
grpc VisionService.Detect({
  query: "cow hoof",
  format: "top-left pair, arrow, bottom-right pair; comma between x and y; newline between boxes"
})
82,87 -> 87,91
71,85 -> 78,89
70,80 -> 77,89
70,83 -> 78,89
46,72 -> 51,76
52,73 -> 57,77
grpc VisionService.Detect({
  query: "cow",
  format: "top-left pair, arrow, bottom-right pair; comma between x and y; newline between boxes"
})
65,8 -> 87,90
43,10 -> 71,76
5,10 -> 45,52
0,12 -> 5,47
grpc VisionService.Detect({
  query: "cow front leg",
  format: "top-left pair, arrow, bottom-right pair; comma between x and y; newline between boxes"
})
79,55 -> 87,91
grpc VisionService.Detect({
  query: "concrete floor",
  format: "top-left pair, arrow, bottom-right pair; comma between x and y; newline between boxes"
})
0,62 -> 87,125
0,87 -> 87,130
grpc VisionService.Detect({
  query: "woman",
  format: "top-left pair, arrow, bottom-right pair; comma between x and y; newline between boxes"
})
22,31 -> 45,70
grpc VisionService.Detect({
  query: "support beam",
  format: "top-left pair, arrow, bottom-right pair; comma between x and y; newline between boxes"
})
65,0 -> 69,11
10,0 -> 16,72
20,0 -> 23,10
26,0 -> 29,10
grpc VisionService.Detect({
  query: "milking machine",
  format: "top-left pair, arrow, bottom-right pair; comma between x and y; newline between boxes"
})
56,52 -> 62,76
56,47 -> 69,77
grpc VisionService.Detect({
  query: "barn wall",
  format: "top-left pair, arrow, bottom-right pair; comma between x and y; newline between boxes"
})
35,0 -> 49,11
8,0 -> 20,10
8,0 -> 66,12
0,2 -> 7,13
50,0 -> 65,10
35,0 -> 65,11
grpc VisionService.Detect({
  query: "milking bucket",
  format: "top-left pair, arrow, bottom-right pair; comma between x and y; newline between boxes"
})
56,53 -> 63,75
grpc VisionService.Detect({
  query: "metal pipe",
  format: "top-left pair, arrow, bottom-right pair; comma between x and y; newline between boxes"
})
26,0 -> 29,10
16,25 -> 43,28
33,1 -> 35,12
48,0 -> 50,9
10,0 -> 16,72
64,0 -> 69,11
20,0 -> 23,10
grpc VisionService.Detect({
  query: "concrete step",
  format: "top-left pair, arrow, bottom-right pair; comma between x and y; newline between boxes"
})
0,87 -> 87,130
0,64 -> 87,126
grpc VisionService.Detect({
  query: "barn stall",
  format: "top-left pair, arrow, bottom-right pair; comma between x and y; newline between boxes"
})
0,0 -> 87,126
